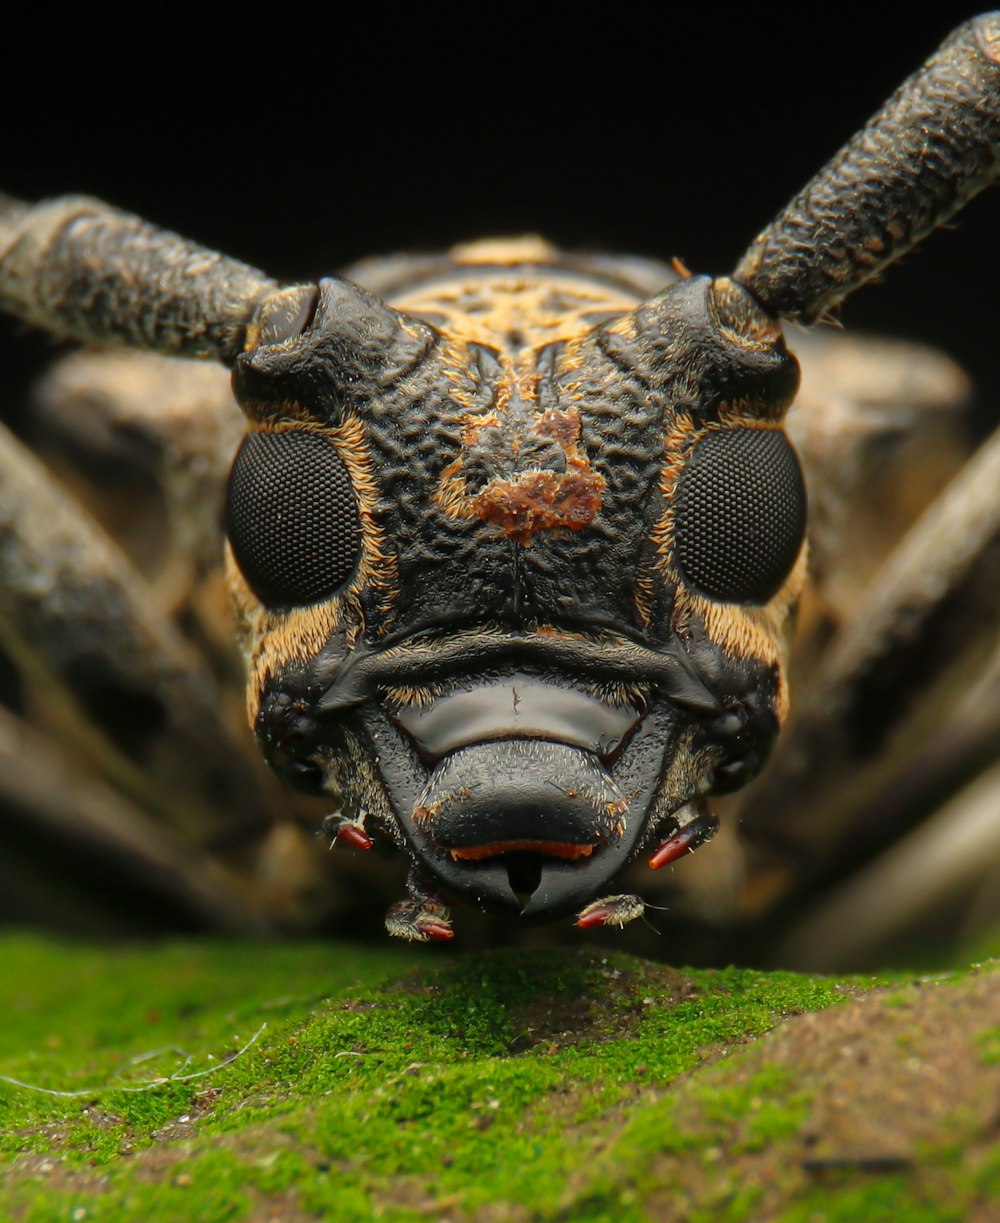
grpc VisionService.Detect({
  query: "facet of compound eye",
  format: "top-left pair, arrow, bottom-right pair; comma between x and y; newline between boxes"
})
226,430 -> 360,608
675,426 -> 806,604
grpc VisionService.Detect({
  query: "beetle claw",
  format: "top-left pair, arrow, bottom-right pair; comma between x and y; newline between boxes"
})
575,893 -> 646,929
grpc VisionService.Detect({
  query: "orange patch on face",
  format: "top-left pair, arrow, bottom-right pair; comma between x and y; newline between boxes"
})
435,403 -> 606,543
533,405 -> 580,450
474,469 -> 604,545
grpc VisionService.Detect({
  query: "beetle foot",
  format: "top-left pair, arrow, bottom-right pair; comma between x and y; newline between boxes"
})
385,899 -> 455,941
648,803 -> 719,869
575,894 -> 646,929
320,810 -> 373,851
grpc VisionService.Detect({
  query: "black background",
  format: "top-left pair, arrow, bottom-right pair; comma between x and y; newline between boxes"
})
2,4 -> 997,409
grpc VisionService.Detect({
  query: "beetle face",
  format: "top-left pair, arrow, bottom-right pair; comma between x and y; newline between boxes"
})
224,249 -> 806,922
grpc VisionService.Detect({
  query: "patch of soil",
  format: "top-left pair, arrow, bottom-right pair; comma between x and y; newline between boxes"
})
505,956 -> 694,1053
589,969 -> 1000,1220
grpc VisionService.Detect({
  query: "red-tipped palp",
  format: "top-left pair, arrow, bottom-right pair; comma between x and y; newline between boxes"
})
648,807 -> 720,869
648,832 -> 694,870
575,894 -> 645,929
419,920 -> 456,941
336,823 -> 373,850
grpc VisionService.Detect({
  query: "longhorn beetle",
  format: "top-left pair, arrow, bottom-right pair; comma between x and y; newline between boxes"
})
0,15 -> 997,942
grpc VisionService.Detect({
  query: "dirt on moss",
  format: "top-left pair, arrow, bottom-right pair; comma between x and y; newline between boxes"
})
560,968 -> 1000,1222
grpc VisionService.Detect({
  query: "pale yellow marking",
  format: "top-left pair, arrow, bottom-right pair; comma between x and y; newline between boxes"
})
227,550 -> 350,727
390,273 -> 637,358
674,549 -> 808,721
449,236 -> 560,265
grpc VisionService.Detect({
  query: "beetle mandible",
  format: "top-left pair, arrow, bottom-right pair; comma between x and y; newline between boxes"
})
0,15 -> 997,941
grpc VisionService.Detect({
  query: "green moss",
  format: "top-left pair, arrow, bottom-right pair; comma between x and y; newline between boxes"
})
977,1024 -> 1000,1067
971,1144 -> 1000,1198
778,1177 -> 965,1223
0,935 -> 994,1221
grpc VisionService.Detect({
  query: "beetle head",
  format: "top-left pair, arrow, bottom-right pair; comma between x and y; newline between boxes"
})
224,255 -> 806,921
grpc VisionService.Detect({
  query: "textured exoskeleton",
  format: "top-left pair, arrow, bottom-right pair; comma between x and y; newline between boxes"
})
0,15 -> 997,951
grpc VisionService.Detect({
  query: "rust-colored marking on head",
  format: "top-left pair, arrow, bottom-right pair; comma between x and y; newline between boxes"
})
392,265 -> 635,544
534,405 -> 581,450
436,404 -> 606,544
474,468 -> 605,545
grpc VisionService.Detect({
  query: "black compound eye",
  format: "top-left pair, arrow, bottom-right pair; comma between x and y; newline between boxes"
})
226,430 -> 361,609
674,427 -> 806,604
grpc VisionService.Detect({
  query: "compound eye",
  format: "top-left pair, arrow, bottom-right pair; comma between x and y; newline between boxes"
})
674,427 -> 806,604
226,430 -> 361,609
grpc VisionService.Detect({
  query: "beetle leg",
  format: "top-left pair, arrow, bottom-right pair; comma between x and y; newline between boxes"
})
774,756 -> 1000,971
26,349 -> 242,620
384,868 -> 454,942
738,423 -> 1000,961
0,417 -> 285,842
787,327 -> 972,626
0,702 -> 275,934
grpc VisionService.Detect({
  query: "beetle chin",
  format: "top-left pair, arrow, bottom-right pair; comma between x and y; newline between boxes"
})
349,683 -> 696,921
259,624 -> 778,927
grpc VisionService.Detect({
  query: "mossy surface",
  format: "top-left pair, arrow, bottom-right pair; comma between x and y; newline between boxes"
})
0,935 -> 996,1221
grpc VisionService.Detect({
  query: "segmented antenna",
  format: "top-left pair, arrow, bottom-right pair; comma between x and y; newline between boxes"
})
0,194 -> 278,364
734,14 -> 1000,323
